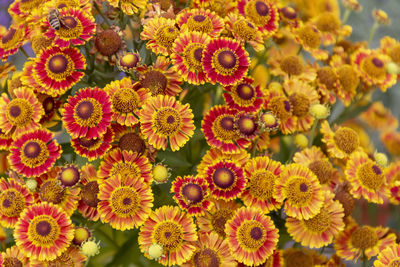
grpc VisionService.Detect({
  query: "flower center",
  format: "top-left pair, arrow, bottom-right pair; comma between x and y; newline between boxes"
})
182,183 -> 204,204
389,44 -> 400,63
280,6 -> 297,20
48,54 -> 69,74
248,170 -> 275,200
141,70 -> 168,95
2,28 -> 16,44
59,166 -> 80,187
333,127 -> 359,154
308,160 -> 333,184
45,52 -> 74,80
389,259 -> 400,267
315,12 -> 340,32
61,16 -> 77,29
76,137 -> 100,149
217,50 -> 237,69
357,162 -> 384,191
350,226 -> 378,250
187,14 -> 213,33
19,0 -> 42,12
154,221 -> 183,251
154,25 -> 179,50
110,162 -> 141,179
213,167 -> 236,189
286,177 -> 313,206
317,66 -> 337,90
3,257 -> 22,267
28,215 -> 60,247
362,56 -> 386,79
81,181 -> 100,207
337,64 -> 360,93
154,107 -> 182,137
6,98 -> 34,127
269,96 -> 292,120
245,0 -> 271,25
211,208 -> 235,238
21,140 -> 49,167
281,56 -> 303,76
212,114 -> 239,141
289,93 -> 310,117
184,44 -> 204,71
193,248 -> 220,267
302,209 -> 331,233
118,132 -> 146,154
42,96 -> 55,113
110,187 -> 139,217
112,87 -> 141,113
236,83 -> 254,100
74,99 -> 103,127
298,26 -> 321,49
95,29 -> 122,56
237,221 -> 266,249
120,53 -> 139,69
233,19 -> 257,41
236,116 -> 257,136
39,180 -> 65,204
284,250 -> 313,267
0,190 -> 25,217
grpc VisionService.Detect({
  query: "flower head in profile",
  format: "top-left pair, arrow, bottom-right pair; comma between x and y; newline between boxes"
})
107,0 -> 147,15
0,24 -> 29,61
176,8 -> 224,37
139,95 -> 195,151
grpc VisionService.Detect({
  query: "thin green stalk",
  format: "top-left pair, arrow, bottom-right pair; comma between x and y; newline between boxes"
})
251,137 -> 259,157
342,9 -> 351,24
95,228 -> 119,249
362,251 -> 367,267
20,47 -> 29,58
94,2 -> 111,27
308,119 -> 319,147
368,22 -> 379,45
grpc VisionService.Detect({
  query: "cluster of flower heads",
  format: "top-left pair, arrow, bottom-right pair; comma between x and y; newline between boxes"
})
0,0 -> 400,265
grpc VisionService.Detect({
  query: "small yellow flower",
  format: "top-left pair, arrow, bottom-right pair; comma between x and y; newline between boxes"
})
373,9 -> 391,25
310,104 -> 330,119
152,164 -> 170,184
295,134 -> 309,149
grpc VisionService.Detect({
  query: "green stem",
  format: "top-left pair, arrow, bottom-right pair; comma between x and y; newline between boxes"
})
94,2 -> 111,27
251,137 -> 259,157
362,251 -> 367,267
95,228 -> 119,249
342,9 -> 351,24
368,22 -> 379,45
308,119 -> 319,147
20,47 -> 29,58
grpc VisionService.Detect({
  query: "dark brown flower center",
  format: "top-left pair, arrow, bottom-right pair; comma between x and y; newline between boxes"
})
36,221 -> 52,236
76,101 -> 94,120
48,55 -> 68,74
9,105 -> 21,117
81,181 -> 100,207
250,226 -> 263,240
219,117 -> 234,131
300,183 -> 308,192
61,16 -> 77,29
236,83 -> 254,100
2,28 -> 16,44
182,183 -> 203,204
141,70 -> 168,95
119,132 -> 146,154
24,142 -> 41,158
213,167 -> 235,189
193,248 -> 220,267
217,50 -> 237,69
256,1 -> 269,16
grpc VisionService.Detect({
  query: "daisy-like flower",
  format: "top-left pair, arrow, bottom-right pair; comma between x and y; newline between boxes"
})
193,0 -> 237,18
320,120 -> 360,159
117,52 -> 141,73
139,94 -> 195,152
141,17 -> 180,56
293,24 -> 328,60
385,162 -> 400,204
62,87 -> 113,139
274,163 -> 324,220
237,0 -> 279,39
360,101 -> 398,131
293,146 -> 339,187
334,224 -> 396,261
286,190 -> 345,248
44,7 -> 95,48
345,151 -> 389,204
71,126 -> 114,160
0,130 -> 12,150
0,87 -> 44,137
0,24 -> 29,61
381,130 -> 400,156
182,232 -> 236,267
137,56 -> 182,96
197,199 -> 241,238
112,124 -> 155,158
225,207 -> 279,266
78,164 -> 101,221
222,76 -> 264,113
225,13 -> 264,52
14,202 -> 74,261
312,12 -> 352,47
374,243 -> 400,267
352,49 -> 396,92
8,129 -> 61,177
58,164 -> 81,187
0,246 -> 29,266
171,31 -> 211,85
241,156 -> 283,212
380,36 -> 400,64
107,0 -> 146,15
139,206 -> 198,266
33,46 -> 86,96
283,78 -> 320,132
37,93 -> 62,128
98,174 -> 153,231
30,246 -> 87,267
98,148 -> 153,184
104,77 -> 151,126
282,247 -> 327,267
202,37 -> 250,86
176,8 -> 224,37
171,175 -> 212,216
8,0 -> 42,19
0,178 -> 34,228
202,106 -> 251,153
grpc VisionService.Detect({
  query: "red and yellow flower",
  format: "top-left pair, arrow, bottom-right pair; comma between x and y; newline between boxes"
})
274,163 -> 324,220
78,164 -> 101,221
71,126 -> 114,160
225,207 -> 279,266
30,246 -> 87,267
176,8 -> 224,37
44,7 -> 95,48
0,87 -> 44,137
171,175 -> 212,216
62,87 -> 113,139
139,95 -> 195,152
202,37 -> 250,86
14,202 -> 74,261
0,178 -> 34,228
360,101 -> 398,131
345,151 -> 389,204
385,162 -> 400,204
0,24 -> 29,61
33,46 -> 86,96
0,246 -> 29,266
374,243 -> 400,267
8,129 -> 61,177
107,0 -> 147,15
98,174 -> 154,230
139,206 -> 198,266
104,77 -> 151,126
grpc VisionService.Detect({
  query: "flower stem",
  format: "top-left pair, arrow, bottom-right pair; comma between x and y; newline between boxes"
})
362,251 -> 367,267
368,22 -> 379,45
94,2 -> 111,27
20,47 -> 29,58
308,119 -> 319,147
342,9 -> 351,24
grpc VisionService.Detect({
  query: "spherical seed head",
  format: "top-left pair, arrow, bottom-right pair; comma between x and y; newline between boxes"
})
374,152 -> 388,167
25,178 -> 38,191
294,134 -> 308,149
152,164 -> 170,183
310,104 -> 330,119
148,243 -> 163,259
81,240 -> 100,257
387,62 -> 400,75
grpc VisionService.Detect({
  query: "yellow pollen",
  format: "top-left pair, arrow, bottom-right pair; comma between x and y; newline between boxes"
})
285,177 -> 312,207
280,56 -> 303,76
289,93 -> 310,117
337,64 -> 360,93
315,12 -> 340,32
317,66 -> 337,90
350,226 -> 378,250
333,127 -> 359,154
302,209 -> 331,233
233,19 -> 257,41
357,162 -> 384,191
211,209 -> 235,238
237,221 -> 266,249
110,187 -> 140,218
361,56 -> 387,79
308,160 -> 333,184
248,170 -> 275,200
154,221 -> 183,251
298,26 -> 321,49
